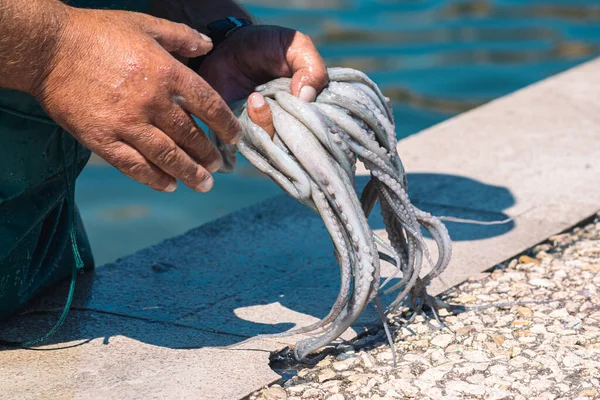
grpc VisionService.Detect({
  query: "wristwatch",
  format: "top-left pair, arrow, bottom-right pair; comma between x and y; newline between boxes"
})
187,17 -> 253,71
207,17 -> 253,47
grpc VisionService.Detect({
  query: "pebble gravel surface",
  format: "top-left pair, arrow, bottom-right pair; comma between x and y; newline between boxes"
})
250,213 -> 600,400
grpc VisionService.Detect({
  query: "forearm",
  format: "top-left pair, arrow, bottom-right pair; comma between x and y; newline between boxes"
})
148,0 -> 252,34
0,0 -> 69,94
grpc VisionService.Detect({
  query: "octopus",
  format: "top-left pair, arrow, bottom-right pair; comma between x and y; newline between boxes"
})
211,68 -> 452,362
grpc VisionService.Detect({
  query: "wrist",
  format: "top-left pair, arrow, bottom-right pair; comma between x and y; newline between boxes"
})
206,17 -> 253,47
0,0 -> 72,95
187,18 -> 252,71
31,5 -> 93,103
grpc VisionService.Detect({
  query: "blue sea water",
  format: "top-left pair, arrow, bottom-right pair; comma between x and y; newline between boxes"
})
76,0 -> 600,265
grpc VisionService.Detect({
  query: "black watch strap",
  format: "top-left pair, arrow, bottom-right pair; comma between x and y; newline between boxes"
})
207,17 -> 253,46
187,17 -> 253,71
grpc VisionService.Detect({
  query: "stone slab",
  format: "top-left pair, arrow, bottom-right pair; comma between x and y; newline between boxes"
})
0,310 -> 281,400
2,58 -> 600,399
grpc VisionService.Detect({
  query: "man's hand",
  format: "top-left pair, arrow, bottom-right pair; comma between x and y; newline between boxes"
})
197,25 -> 328,104
33,5 -> 243,192
148,0 -> 328,143
196,25 -> 328,136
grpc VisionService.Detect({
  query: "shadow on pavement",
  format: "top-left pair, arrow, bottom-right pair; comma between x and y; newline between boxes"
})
0,172 -> 516,350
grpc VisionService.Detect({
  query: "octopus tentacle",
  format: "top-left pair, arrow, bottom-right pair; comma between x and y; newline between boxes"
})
327,67 -> 395,123
235,182 -> 354,344
256,78 -> 292,97
267,100 -> 380,360
275,92 -> 355,179
237,111 -> 312,201
220,68 -> 452,361
317,89 -> 390,151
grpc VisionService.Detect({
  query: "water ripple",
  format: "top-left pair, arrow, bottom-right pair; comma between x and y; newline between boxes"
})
243,0 -> 600,123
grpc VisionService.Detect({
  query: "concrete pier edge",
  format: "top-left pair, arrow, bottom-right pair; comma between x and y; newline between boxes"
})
1,58 -> 599,400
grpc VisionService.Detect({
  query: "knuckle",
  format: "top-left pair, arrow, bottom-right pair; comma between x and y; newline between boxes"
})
295,30 -> 313,45
106,155 -> 128,172
189,126 -> 207,146
125,162 -> 151,182
155,143 -> 180,166
97,140 -> 126,164
179,124 -> 201,148
227,118 -> 242,138
172,21 -> 187,31
197,169 -> 212,184
179,23 -> 195,36
121,125 -> 149,144
203,96 -> 227,122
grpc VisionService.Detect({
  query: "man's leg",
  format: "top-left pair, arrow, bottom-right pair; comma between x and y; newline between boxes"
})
0,95 -> 93,320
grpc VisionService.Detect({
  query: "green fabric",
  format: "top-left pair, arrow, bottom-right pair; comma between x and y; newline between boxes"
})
0,92 -> 93,320
0,0 -> 151,321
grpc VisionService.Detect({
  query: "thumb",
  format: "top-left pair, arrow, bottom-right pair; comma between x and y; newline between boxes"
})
247,93 -> 275,138
287,32 -> 328,102
133,14 -> 213,58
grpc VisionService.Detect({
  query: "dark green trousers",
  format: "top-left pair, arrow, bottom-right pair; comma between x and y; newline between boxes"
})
0,90 -> 93,320
0,0 -> 150,320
